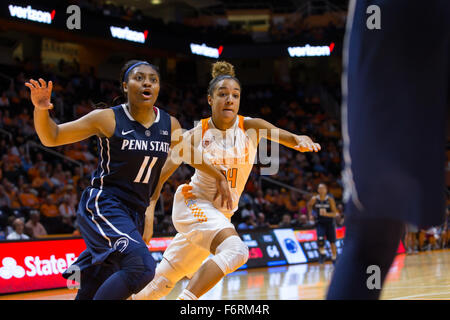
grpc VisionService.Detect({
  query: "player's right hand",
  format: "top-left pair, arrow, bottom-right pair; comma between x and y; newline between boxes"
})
25,78 -> 54,110
143,199 -> 157,244
214,175 -> 233,211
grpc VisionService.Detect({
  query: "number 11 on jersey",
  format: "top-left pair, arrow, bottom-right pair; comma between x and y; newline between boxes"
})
134,156 -> 158,183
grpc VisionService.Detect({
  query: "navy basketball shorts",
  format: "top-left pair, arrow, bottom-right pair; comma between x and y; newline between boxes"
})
75,187 -> 148,267
342,0 -> 449,227
317,221 -> 337,244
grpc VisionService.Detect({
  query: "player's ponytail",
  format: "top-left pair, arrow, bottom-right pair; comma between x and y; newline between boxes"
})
211,61 -> 235,78
207,61 -> 241,96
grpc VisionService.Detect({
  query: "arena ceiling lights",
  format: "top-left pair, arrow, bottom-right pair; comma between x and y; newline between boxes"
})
8,3 -> 55,24
288,43 -> 335,58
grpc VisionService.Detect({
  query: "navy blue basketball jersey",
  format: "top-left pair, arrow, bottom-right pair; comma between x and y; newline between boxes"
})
90,104 -> 171,214
314,195 -> 334,223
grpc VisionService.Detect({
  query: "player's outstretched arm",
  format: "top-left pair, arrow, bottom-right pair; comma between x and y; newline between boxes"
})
244,118 -> 321,152
25,78 -> 113,147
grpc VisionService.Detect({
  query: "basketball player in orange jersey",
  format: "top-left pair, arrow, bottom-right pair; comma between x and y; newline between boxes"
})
132,61 -> 321,300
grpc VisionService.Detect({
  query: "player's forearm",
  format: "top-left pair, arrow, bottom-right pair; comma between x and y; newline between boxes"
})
184,143 -> 226,182
276,130 -> 304,150
189,160 -> 226,182
34,108 -> 59,146
143,200 -> 156,242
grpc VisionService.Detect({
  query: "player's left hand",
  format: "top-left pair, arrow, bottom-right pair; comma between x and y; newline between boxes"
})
294,135 -> 321,152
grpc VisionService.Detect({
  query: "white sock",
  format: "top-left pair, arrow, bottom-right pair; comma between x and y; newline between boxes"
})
177,289 -> 198,300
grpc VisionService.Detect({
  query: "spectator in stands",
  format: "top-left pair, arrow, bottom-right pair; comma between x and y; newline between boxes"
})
32,168 -> 54,192
237,215 -> 256,230
253,189 -> 268,213
255,212 -> 270,229
64,184 -> 78,208
4,215 -> 15,237
278,213 -> 293,228
0,185 -> 11,210
40,195 -> 60,234
25,209 -> 47,238
293,213 -> 314,229
241,203 -> 255,220
285,192 -> 300,215
18,184 -> 40,209
240,192 -> 254,208
50,163 -> 66,187
264,189 -> 274,203
6,218 -> 29,240
59,194 -> 76,231
27,152 -> 47,181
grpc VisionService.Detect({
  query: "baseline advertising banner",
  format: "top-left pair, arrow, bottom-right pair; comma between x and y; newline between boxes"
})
0,238 -> 85,294
0,237 -> 174,294
239,230 -> 287,269
273,229 -> 307,264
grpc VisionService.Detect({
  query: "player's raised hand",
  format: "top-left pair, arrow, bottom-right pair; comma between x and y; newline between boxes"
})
214,175 -> 233,211
24,78 -> 54,110
294,135 -> 321,152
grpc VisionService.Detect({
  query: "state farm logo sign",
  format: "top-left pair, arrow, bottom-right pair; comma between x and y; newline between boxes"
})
0,257 -> 25,279
0,238 -> 86,294
0,254 -> 76,280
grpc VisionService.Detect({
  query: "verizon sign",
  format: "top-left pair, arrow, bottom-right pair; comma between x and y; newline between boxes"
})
288,43 -> 335,58
8,4 -> 55,24
190,43 -> 223,58
0,238 -> 85,294
110,26 -> 148,44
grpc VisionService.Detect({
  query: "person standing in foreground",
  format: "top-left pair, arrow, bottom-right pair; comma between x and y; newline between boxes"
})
25,60 -> 232,300
133,61 -> 321,300
327,1 -> 449,299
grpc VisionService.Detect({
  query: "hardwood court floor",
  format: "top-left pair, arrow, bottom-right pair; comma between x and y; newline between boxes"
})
1,249 -> 449,300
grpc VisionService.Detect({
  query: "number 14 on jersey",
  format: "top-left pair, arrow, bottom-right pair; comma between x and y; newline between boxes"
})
221,168 -> 238,188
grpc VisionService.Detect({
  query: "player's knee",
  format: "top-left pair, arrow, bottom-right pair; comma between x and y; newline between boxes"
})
120,247 -> 156,294
211,235 -> 248,275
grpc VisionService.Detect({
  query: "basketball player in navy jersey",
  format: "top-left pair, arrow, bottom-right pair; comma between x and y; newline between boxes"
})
326,1 -> 449,299
308,183 -> 338,265
25,60 -> 232,300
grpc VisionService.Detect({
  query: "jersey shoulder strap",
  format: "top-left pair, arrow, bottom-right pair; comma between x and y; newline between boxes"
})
201,117 -> 211,138
238,115 -> 245,133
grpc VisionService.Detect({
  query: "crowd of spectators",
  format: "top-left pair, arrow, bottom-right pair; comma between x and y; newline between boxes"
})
0,57 -> 448,248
